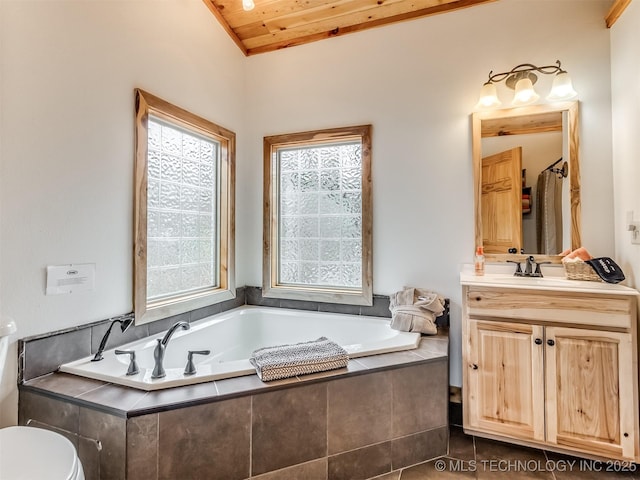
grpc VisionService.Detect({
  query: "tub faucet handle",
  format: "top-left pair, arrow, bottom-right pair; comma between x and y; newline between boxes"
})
184,350 -> 211,376
115,349 -> 139,376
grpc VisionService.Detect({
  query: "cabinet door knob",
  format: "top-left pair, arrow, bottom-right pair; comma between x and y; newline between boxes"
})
547,339 -> 555,347
534,338 -> 542,345
472,364 -> 478,370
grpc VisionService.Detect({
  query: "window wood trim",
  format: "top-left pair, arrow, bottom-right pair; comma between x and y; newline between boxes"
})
262,124 -> 373,306
134,89 -> 236,325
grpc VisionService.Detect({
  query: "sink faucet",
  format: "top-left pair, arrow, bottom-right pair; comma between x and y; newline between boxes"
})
524,256 -> 536,276
508,256 -> 548,278
152,321 -> 190,379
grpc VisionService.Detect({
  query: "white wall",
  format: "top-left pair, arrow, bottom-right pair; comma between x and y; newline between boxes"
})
611,1 -> 640,289
0,0 -> 245,426
242,0 -> 614,389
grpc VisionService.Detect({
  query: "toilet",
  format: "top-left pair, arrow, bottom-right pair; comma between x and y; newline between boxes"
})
0,319 -> 85,480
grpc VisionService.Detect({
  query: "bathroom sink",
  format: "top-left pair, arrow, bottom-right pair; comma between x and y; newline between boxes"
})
459,271 -> 637,295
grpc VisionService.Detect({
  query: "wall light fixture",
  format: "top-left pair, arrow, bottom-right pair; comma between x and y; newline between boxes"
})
476,60 -> 577,109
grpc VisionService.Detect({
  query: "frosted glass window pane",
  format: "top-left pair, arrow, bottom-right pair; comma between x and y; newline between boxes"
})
182,160 -> 200,186
341,263 -> 361,287
182,213 -> 199,237
341,240 -> 362,263
276,140 -> 362,288
299,193 -> 318,214
319,193 -> 342,214
161,126 -> 182,156
299,217 -> 319,238
320,170 -> 341,191
281,217 -> 299,238
341,168 -> 361,190
148,180 -> 160,209
158,212 -> 181,237
341,216 -> 361,238
280,172 -> 299,193
200,162 -> 215,188
320,217 -> 342,238
300,150 -> 318,170
299,239 -> 319,261
181,185 -> 199,212
180,239 -> 199,264
200,141 -> 215,162
320,240 -> 340,261
342,192 -> 361,214
199,188 -> 213,212
198,214 -> 213,236
160,240 -> 180,266
148,151 -> 161,179
280,151 -> 299,171
148,122 -> 161,150
280,194 -> 298,216
280,262 -> 299,283
147,117 -> 220,301
161,154 -> 181,181
280,239 -> 299,262
159,183 -> 181,210
300,262 -> 319,283
319,263 -> 341,285
182,134 -> 200,161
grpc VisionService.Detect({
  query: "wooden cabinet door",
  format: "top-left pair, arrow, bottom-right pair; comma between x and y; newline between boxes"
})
468,319 -> 545,441
545,327 -> 636,459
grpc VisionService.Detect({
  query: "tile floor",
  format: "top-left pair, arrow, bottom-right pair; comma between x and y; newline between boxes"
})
379,427 -> 640,479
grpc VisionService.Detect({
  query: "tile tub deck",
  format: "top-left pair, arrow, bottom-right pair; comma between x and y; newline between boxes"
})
19,330 -> 449,480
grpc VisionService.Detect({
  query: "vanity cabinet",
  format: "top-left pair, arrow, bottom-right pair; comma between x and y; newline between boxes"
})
461,278 -> 639,461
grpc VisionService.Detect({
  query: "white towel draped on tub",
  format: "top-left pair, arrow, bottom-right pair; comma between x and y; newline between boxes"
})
389,288 -> 445,335
250,337 -> 349,382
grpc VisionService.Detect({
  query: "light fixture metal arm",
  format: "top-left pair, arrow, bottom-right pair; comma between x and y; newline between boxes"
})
484,60 -> 565,86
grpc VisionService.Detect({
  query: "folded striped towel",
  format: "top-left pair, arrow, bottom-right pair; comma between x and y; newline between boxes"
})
249,337 -> 349,382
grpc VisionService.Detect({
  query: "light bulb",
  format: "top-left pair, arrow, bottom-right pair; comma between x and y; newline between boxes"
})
242,0 -> 255,10
512,77 -> 539,106
547,72 -> 577,101
475,83 -> 501,109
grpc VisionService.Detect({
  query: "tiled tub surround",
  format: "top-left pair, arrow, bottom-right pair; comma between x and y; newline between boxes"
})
59,306 -> 422,391
18,287 -> 450,479
19,334 -> 448,480
18,286 -> 449,383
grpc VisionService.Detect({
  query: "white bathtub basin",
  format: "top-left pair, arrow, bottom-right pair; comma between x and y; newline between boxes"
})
60,306 -> 421,391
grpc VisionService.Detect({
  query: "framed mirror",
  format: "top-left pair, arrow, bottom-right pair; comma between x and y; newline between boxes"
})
472,101 -> 580,263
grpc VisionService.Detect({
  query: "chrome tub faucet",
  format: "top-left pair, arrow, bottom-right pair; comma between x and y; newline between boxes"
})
152,321 -> 190,379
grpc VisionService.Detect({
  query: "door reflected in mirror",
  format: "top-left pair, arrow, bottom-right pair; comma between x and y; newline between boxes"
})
472,102 -> 580,262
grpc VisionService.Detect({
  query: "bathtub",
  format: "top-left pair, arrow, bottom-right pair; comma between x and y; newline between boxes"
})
60,306 -> 421,391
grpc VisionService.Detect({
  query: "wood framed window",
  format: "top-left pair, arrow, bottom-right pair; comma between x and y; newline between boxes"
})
134,89 -> 235,325
263,125 -> 372,305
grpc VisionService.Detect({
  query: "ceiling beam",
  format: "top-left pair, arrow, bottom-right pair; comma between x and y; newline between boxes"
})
605,0 -> 631,28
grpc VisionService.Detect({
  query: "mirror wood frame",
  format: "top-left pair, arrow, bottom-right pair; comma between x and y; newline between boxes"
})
472,101 -> 581,263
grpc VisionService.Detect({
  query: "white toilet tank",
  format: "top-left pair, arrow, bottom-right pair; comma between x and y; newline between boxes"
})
0,318 -> 17,380
0,320 -> 85,480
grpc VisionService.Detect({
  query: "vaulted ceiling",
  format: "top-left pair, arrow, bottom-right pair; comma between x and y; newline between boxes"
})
203,0 -> 495,56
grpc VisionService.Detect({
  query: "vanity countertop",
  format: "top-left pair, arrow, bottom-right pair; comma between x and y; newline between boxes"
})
460,264 -> 638,296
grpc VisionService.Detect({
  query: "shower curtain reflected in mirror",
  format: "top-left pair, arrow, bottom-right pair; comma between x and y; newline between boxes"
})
536,169 -> 564,254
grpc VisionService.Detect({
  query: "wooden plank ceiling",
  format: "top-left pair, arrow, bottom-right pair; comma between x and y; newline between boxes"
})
203,0 -> 495,56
